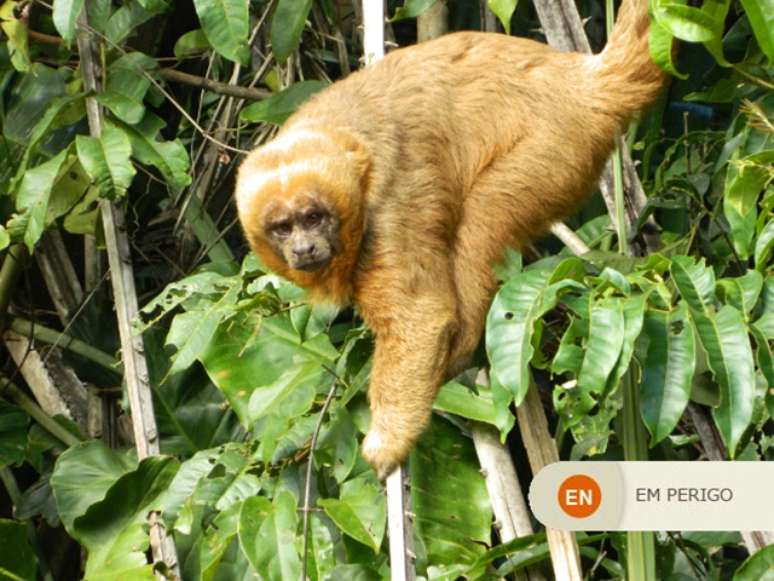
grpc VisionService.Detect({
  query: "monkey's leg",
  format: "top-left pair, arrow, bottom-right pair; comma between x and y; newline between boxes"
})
360,290 -> 458,480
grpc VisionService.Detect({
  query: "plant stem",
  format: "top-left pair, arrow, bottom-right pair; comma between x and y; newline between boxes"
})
0,376 -> 82,447
9,317 -> 121,374
0,245 -> 28,325
621,373 -> 656,581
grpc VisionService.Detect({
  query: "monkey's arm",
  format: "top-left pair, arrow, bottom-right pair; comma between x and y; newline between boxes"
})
360,292 -> 458,479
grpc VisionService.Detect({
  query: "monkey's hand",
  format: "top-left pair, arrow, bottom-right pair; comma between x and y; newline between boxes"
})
360,296 -> 457,480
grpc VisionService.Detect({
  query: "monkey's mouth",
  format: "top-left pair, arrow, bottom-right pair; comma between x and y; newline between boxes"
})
292,256 -> 330,272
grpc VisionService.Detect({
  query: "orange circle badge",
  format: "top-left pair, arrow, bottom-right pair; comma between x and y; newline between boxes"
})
558,474 -> 602,518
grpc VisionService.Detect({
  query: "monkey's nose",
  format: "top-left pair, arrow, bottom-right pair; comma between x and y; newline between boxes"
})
293,242 -> 316,258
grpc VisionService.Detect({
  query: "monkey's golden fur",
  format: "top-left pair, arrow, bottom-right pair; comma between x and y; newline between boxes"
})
236,0 -> 666,478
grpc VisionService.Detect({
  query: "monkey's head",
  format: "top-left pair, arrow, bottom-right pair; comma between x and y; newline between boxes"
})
235,125 -> 371,302
261,193 -> 339,272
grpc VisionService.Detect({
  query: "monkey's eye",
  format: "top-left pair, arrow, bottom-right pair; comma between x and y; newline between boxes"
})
271,222 -> 292,237
303,211 -> 323,228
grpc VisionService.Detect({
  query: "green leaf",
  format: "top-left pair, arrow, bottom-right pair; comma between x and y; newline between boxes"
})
755,217 -> 774,271
0,227 -> 9,251
578,297 -> 625,393
14,149 -> 69,251
52,0 -> 85,45
739,0 -> 774,62
240,80 -> 327,125
45,155 -> 91,225
488,0 -> 518,34
96,52 -> 156,124
76,124 -> 136,199
319,475 -> 386,552
701,306 -> 755,456
410,416 -> 492,566
652,3 -> 718,42
271,0 -> 313,61
0,17 -> 30,72
0,519 -> 36,580
723,155 -> 770,259
486,258 -> 584,405
0,402 -> 28,468
434,381 -> 498,426
116,113 -> 191,188
716,270 -> 763,316
105,2 -> 154,45
193,0 -> 249,63
50,441 -> 136,533
3,64 -> 69,145
63,186 -> 100,235
201,311 -> 336,426
699,0 -> 731,65
173,28 -> 211,59
733,543 -> 774,581
166,283 -> 240,374
247,361 -> 321,423
239,492 -> 301,580
640,304 -> 696,445
672,258 -> 755,455
390,0 -> 437,22
76,457 -> 179,579
751,325 -> 774,388
649,19 -> 686,79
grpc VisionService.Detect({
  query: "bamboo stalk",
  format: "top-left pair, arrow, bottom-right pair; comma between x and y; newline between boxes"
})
76,4 -> 179,575
517,381 -> 583,580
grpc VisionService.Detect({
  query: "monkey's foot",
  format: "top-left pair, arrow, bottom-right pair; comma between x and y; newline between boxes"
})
362,429 -> 411,481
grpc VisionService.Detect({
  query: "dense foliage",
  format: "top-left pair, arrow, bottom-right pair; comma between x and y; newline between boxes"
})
0,0 -> 771,579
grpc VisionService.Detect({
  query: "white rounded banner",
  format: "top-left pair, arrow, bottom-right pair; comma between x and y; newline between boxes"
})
529,461 -> 774,531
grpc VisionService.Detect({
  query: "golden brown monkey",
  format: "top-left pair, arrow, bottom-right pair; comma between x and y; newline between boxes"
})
235,0 -> 666,479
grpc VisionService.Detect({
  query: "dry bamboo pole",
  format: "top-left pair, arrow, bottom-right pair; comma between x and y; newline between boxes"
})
75,3 -> 179,576
361,2 -> 416,580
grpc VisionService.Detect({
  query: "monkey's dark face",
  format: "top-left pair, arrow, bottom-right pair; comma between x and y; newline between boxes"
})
263,196 -> 340,272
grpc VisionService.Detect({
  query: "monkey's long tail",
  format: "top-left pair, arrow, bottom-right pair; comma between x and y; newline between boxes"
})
592,0 -> 668,123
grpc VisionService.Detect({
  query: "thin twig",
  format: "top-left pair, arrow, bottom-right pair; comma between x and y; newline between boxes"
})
301,381 -> 339,581
158,68 -> 271,101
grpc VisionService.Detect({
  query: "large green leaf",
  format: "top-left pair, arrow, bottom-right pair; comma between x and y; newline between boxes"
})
733,543 -> 774,581
13,149 -> 69,250
2,64 -> 69,144
239,492 -> 301,580
640,304 -> 696,445
716,270 -> 764,316
240,80 -> 327,125
119,114 -> 191,188
671,258 -> 755,455
50,441 -> 136,534
96,52 -> 155,124
76,124 -> 136,199
319,475 -> 386,553
75,456 -> 179,579
271,0 -> 313,61
486,258 -> 584,405
0,519 -> 36,580
201,311 -> 336,425
161,443 -> 259,535
410,416 -> 492,568
194,0 -> 249,64
739,0 -> 774,62
166,285 -> 240,375
52,0 -> 85,44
